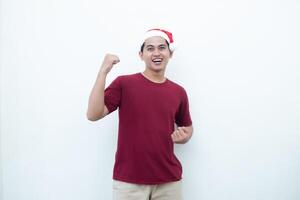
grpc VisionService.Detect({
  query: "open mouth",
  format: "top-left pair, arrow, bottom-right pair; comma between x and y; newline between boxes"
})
152,58 -> 163,65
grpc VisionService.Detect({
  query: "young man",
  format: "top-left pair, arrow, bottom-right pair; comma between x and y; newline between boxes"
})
87,29 -> 193,200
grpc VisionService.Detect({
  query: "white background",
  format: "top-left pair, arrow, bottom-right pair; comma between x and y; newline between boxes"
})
1,0 -> 300,199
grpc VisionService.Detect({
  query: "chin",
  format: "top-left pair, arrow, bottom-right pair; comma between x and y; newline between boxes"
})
150,64 -> 166,71
151,67 -> 165,73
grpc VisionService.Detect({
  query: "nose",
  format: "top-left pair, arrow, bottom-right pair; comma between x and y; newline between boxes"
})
153,48 -> 160,56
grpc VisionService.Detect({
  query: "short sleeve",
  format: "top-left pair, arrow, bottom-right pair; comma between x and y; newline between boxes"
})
175,88 -> 192,127
104,77 -> 122,113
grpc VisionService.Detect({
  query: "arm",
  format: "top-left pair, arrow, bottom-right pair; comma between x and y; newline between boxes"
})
86,54 -> 120,121
171,125 -> 193,144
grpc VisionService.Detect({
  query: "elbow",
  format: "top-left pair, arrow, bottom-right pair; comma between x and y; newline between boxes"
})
86,106 -> 107,121
87,114 -> 97,121
86,111 -> 102,121
87,116 -> 98,121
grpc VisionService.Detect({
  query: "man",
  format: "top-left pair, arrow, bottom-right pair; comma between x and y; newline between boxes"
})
87,28 -> 193,200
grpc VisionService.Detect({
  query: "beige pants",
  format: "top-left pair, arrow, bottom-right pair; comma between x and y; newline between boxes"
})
113,180 -> 183,200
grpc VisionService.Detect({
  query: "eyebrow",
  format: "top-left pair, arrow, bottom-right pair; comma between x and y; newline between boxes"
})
145,45 -> 154,48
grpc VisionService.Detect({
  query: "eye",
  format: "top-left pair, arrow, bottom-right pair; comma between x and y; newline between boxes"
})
159,46 -> 166,50
147,47 -> 154,51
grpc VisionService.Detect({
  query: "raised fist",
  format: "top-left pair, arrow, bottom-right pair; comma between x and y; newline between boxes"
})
100,53 -> 120,74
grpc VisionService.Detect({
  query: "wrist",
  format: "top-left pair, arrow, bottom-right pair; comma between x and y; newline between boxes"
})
99,67 -> 110,75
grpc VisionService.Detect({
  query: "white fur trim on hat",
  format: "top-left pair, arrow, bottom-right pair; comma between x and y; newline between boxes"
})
141,29 -> 177,51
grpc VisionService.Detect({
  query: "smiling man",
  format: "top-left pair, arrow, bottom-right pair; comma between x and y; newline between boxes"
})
87,29 -> 193,200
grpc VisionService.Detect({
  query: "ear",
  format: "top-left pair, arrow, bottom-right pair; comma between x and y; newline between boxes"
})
139,51 -> 143,60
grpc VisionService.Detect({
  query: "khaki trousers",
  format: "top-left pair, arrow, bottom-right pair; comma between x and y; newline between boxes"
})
113,180 -> 183,200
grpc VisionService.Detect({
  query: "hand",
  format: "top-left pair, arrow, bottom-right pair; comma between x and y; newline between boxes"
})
100,53 -> 120,74
171,126 -> 191,144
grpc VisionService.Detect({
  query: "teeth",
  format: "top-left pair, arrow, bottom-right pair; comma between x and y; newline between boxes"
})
153,58 -> 162,62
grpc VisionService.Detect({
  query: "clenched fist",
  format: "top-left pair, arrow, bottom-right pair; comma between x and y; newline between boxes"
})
100,53 -> 120,74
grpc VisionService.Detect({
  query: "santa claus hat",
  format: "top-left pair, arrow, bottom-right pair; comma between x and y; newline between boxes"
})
142,28 -> 177,51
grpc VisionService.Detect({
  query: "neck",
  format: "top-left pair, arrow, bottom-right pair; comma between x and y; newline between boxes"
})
142,69 -> 166,83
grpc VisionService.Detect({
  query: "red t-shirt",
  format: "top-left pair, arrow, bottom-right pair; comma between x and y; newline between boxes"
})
104,73 -> 192,184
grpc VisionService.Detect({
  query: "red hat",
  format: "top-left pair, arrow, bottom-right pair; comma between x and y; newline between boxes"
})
142,28 -> 177,51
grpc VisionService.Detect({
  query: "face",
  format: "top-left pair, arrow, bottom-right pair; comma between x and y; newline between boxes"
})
139,36 -> 172,73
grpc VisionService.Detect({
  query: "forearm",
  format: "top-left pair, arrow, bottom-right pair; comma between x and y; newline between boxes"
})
172,125 -> 193,144
87,70 -> 107,121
